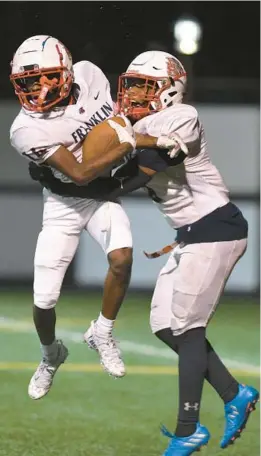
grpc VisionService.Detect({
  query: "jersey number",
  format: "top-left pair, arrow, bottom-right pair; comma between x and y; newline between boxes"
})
22,147 -> 47,162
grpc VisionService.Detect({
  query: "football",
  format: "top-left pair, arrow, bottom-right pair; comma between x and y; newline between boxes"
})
82,115 -> 129,162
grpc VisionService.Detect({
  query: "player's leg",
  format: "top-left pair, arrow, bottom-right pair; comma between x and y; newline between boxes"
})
152,240 -> 258,454
169,240 -> 258,447
153,241 -> 242,408
84,201 -> 133,378
156,327 -> 240,405
185,239 -> 259,449
152,249 -> 208,437
101,246 -> 132,319
150,247 -> 210,454
33,226 -> 80,351
29,197 -> 81,400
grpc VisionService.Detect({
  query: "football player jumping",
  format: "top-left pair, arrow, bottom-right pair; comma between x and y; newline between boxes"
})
9,37 -> 182,400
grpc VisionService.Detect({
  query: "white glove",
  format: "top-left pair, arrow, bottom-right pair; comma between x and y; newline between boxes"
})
157,133 -> 188,158
107,118 -> 136,151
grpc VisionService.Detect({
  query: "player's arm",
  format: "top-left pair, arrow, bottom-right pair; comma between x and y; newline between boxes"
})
11,121 -> 136,185
45,116 -> 137,184
100,148 -> 173,199
27,148 -> 170,200
78,115 -> 180,181
166,106 -> 200,158
46,137 -> 134,185
135,132 -> 158,149
45,144 -> 132,185
93,114 -> 188,154
136,131 -> 188,152
28,161 -> 120,199
80,115 -> 168,164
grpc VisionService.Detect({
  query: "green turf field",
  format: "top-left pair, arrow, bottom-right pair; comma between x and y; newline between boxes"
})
0,291 -> 259,456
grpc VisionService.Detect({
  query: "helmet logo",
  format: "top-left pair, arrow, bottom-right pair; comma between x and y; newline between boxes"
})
167,57 -> 185,79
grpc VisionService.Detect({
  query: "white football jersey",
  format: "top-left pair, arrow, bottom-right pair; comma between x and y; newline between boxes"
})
10,61 -> 114,183
134,104 -> 230,228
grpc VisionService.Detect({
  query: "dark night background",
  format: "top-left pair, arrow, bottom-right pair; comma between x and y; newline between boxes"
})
0,1 -> 259,101
0,1 -> 259,294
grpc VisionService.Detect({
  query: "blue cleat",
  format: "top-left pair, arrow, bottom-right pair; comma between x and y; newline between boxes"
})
220,384 -> 259,448
161,423 -> 210,455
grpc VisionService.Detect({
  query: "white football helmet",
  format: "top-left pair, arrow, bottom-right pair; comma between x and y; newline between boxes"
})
117,50 -> 187,121
10,35 -> 74,112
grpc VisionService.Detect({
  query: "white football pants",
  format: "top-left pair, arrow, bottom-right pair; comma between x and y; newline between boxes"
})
34,191 -> 132,309
150,239 -> 247,335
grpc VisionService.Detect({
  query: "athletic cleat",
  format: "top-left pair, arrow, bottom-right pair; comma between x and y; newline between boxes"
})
28,339 -> 68,400
220,384 -> 259,448
83,320 -> 126,378
161,423 -> 210,455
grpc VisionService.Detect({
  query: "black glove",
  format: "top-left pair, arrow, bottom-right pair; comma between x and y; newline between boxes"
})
28,162 -> 53,183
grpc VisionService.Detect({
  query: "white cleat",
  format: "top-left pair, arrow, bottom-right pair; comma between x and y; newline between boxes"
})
84,320 -> 126,378
28,340 -> 68,400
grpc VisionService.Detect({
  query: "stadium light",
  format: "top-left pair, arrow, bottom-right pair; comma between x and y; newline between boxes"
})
173,18 -> 202,55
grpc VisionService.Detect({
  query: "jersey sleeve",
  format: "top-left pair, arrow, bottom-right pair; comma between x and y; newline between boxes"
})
167,105 -> 200,148
142,104 -> 200,154
10,127 -> 61,165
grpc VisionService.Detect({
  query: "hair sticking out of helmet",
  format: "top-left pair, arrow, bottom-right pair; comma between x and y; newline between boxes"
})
10,35 -> 74,112
117,50 -> 187,121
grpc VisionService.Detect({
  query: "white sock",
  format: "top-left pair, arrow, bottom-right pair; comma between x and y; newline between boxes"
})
96,313 -> 115,336
41,339 -> 59,363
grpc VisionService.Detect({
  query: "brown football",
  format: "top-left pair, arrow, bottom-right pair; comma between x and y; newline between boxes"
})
82,115 -> 127,162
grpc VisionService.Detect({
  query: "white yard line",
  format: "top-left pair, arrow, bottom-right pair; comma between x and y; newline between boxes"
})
0,317 -> 259,375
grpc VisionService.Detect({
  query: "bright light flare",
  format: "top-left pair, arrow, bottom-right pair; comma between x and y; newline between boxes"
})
173,19 -> 202,55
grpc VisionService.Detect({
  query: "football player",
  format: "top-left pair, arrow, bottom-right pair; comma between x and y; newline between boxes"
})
9,36 -> 181,400
42,50 -> 259,454
115,50 -> 260,455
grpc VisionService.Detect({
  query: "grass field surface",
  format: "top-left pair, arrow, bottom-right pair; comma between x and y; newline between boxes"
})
0,291 -> 259,456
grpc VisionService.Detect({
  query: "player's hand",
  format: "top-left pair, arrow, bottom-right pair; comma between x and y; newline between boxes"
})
156,133 -> 188,158
107,118 -> 136,151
